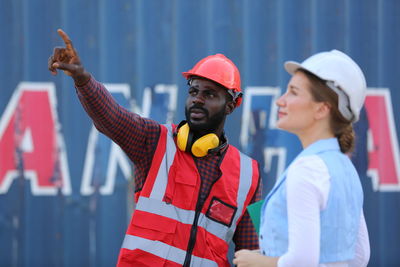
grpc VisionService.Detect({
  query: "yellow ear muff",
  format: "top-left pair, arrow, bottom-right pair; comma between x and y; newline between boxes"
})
191,133 -> 219,157
177,123 -> 191,152
176,123 -> 220,157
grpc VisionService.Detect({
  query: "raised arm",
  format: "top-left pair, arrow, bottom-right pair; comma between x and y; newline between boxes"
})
48,29 -> 161,170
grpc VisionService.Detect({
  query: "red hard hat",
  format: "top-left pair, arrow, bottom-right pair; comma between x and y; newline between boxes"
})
182,54 -> 242,107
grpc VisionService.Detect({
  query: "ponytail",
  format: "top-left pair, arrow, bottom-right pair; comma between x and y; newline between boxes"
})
336,124 -> 355,153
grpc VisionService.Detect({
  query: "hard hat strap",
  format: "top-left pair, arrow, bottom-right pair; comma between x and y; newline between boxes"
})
227,90 -> 242,102
326,81 -> 354,122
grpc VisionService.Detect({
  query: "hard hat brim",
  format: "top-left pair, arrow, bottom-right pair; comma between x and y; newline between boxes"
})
182,71 -> 192,79
284,61 -> 306,76
285,60 -> 329,87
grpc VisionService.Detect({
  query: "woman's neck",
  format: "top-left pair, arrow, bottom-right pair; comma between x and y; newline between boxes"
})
297,124 -> 335,149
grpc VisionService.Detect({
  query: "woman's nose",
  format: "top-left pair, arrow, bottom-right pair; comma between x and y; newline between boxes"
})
276,94 -> 285,107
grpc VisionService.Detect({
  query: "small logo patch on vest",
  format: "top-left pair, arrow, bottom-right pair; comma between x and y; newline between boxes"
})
206,197 -> 237,227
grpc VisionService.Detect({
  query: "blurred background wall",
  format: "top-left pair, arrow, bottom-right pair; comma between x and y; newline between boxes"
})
0,0 -> 399,266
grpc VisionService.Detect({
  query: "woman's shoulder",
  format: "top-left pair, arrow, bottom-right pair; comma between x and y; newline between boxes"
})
288,155 -> 330,189
289,154 -> 328,175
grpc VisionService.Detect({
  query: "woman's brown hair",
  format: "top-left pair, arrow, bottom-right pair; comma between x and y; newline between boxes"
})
298,69 -> 355,153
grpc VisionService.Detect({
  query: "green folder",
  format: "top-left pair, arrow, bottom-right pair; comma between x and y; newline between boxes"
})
246,200 -> 264,234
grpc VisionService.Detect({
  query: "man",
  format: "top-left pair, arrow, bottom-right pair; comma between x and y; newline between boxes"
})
49,29 -> 261,267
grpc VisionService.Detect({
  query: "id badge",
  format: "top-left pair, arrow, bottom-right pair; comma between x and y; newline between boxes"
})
206,197 -> 237,227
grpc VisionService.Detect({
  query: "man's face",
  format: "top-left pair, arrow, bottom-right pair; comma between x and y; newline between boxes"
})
185,78 -> 234,134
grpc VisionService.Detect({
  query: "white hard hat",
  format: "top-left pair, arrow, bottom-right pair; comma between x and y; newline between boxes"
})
284,49 -> 367,122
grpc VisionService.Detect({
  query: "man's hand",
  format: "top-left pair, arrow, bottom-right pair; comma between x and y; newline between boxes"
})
48,29 -> 90,86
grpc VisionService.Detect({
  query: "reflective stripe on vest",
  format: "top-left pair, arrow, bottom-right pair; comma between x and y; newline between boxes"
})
149,124 -> 176,200
228,152 -> 253,240
122,234 -> 218,266
135,196 -> 233,242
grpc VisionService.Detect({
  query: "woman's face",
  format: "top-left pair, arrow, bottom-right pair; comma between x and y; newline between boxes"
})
276,71 -> 323,135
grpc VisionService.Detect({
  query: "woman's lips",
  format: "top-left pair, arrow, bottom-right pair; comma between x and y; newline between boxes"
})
278,111 -> 286,118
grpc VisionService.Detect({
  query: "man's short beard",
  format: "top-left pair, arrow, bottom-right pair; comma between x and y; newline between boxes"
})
185,105 -> 226,134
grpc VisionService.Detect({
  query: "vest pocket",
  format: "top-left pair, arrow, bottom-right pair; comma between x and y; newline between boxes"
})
169,171 -> 198,209
119,247 -> 171,266
130,210 -> 178,244
204,231 -> 229,264
125,210 -> 183,265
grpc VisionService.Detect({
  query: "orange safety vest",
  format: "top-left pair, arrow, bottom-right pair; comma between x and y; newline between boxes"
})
117,124 -> 259,266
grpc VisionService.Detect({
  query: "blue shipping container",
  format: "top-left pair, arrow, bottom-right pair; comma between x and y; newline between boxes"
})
0,0 -> 399,266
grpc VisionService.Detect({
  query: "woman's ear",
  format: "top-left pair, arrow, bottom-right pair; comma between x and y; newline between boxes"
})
315,102 -> 331,120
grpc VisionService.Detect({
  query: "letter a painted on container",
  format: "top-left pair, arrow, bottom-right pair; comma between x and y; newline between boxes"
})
365,89 -> 400,191
0,82 -> 71,195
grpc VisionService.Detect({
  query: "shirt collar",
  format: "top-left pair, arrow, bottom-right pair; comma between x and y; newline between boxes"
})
298,138 -> 340,158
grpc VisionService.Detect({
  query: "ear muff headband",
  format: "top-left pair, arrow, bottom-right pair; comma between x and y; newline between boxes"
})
177,123 -> 219,157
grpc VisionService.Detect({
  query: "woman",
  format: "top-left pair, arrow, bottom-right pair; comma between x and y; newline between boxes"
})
233,50 -> 370,267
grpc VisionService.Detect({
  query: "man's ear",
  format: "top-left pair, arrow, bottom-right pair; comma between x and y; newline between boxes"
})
225,101 -> 236,115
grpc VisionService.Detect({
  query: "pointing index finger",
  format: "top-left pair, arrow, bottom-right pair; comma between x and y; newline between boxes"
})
57,29 -> 76,55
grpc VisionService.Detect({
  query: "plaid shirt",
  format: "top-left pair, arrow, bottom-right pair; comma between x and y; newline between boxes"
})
76,76 -> 262,250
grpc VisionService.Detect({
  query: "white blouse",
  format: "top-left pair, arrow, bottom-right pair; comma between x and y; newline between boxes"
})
277,155 -> 370,267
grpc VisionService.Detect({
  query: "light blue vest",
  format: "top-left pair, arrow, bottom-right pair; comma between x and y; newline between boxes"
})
259,138 -> 363,263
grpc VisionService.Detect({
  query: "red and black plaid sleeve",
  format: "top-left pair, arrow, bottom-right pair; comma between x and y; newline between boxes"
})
232,177 -> 263,250
75,76 -> 160,191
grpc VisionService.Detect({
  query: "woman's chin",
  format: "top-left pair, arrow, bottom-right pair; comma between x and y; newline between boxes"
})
276,121 -> 286,130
